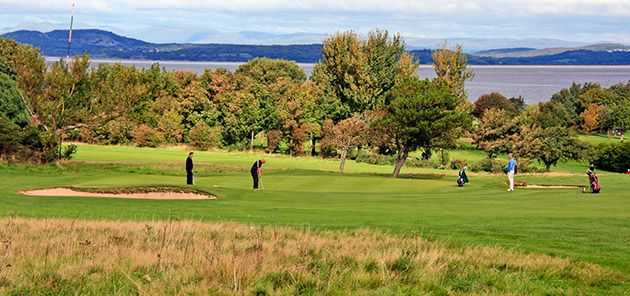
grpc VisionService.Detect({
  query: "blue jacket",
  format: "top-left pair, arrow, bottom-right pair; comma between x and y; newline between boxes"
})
507,159 -> 517,172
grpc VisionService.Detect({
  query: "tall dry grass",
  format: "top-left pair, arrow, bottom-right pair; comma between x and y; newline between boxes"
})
0,218 -> 625,295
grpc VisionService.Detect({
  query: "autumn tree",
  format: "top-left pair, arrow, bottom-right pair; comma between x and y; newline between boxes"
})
236,58 -> 306,85
326,116 -> 368,173
376,77 -> 470,178
549,82 -> 601,127
581,104 -> 605,133
275,80 -> 321,156
473,92 -> 521,118
432,44 -> 474,101
189,121 -> 222,150
473,108 -> 519,158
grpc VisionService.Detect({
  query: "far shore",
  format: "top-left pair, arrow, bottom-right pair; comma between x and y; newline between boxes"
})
44,57 -> 630,68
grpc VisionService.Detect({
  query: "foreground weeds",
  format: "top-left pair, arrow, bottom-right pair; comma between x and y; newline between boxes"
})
0,218 -> 626,295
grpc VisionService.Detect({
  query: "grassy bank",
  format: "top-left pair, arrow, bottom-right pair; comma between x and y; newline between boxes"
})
0,218 -> 627,295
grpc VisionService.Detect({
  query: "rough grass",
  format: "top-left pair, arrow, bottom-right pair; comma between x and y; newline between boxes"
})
0,218 -> 626,295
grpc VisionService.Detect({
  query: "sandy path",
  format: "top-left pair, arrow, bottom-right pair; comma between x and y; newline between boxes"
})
521,185 -> 583,189
21,188 -> 214,200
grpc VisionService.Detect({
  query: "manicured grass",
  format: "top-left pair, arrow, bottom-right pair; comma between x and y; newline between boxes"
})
1,144 -> 630,279
578,132 -> 627,146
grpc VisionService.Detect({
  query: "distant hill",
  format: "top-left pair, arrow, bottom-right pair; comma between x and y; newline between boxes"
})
2,29 -> 323,63
475,48 -> 536,56
3,29 -> 630,65
476,43 -> 630,58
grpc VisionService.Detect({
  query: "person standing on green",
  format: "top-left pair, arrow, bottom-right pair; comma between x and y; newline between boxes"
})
250,159 -> 266,190
506,153 -> 517,192
186,152 -> 194,185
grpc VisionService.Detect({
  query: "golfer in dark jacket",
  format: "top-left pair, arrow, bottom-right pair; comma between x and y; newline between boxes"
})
186,152 -> 194,185
251,159 -> 266,190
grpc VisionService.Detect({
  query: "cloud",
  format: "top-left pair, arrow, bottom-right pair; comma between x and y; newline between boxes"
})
2,0 -> 630,16
1,0 -> 630,45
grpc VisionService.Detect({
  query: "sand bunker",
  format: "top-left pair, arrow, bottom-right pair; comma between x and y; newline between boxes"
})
21,187 -> 215,200
520,184 -> 584,189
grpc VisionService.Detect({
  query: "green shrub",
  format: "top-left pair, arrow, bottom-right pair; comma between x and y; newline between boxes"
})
592,142 -> 630,173
387,256 -> 414,273
438,150 -> 450,167
61,144 -> 78,160
470,158 -> 505,173
355,152 -> 395,166
406,158 -> 439,168
364,260 -> 380,273
516,158 -> 547,173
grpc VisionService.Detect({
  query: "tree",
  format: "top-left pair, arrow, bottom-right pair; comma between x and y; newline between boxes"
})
600,103 -> 630,135
317,30 -> 407,115
515,126 -> 587,171
0,38 -> 46,111
216,90 -> 261,148
132,124 -> 163,148
0,71 -> 30,127
550,82 -> 601,127
592,142 -> 630,173
37,55 -> 91,160
432,44 -> 474,101
326,116 -> 368,173
473,92 -> 520,118
473,108 -> 519,158
529,101 -> 573,129
157,110 -> 184,144
376,77 -> 470,178
581,104 -> 605,133
236,58 -> 306,85
276,80 -> 321,156
189,121 -> 222,150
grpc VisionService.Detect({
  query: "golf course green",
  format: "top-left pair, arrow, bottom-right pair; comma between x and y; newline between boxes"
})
1,143 -> 629,279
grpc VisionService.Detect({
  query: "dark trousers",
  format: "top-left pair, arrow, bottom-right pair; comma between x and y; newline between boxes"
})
187,171 -> 193,185
251,171 -> 259,189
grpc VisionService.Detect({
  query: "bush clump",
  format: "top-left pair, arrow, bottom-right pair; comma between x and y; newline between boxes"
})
355,152 -> 395,166
592,142 -> 630,173
470,158 -> 505,173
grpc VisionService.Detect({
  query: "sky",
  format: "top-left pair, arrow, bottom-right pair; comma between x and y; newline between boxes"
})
1,0 -> 630,48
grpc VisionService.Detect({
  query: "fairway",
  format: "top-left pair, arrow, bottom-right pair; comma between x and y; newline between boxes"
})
1,144 -> 629,281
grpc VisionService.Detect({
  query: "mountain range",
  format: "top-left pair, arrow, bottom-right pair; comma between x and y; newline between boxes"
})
3,29 -> 630,65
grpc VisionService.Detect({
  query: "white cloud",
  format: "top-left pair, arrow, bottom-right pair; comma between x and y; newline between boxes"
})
1,0 -> 630,45
2,0 -> 630,16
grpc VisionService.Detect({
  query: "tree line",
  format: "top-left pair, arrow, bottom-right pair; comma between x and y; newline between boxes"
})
2,30 -> 629,174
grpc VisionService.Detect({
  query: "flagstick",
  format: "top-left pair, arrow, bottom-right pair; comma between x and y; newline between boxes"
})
66,0 -> 76,59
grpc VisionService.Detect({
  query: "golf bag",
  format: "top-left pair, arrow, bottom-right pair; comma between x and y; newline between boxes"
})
456,169 -> 469,187
588,172 -> 601,194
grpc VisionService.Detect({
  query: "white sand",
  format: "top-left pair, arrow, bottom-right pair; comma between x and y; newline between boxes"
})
522,185 -> 582,189
21,188 -> 214,200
